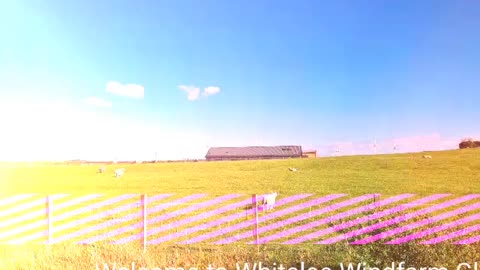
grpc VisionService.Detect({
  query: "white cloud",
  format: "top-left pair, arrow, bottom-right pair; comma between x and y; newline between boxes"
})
179,85 -> 201,101
179,85 -> 221,101
203,86 -> 221,97
84,97 -> 112,108
106,81 -> 144,99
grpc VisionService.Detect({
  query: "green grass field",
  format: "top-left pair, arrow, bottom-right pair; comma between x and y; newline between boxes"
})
1,149 -> 479,195
0,149 -> 479,270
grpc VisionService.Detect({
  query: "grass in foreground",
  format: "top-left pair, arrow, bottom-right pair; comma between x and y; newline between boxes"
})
1,243 -> 480,270
0,149 -> 479,270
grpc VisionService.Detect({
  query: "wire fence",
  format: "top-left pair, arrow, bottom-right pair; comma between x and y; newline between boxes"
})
0,193 -> 480,250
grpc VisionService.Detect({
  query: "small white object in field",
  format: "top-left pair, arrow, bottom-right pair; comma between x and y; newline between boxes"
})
98,166 -> 106,173
262,192 -> 278,211
422,155 -> 432,159
288,167 -> 297,172
114,168 -> 125,178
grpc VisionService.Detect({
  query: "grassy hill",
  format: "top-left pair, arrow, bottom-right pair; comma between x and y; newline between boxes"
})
1,149 -> 479,195
0,149 -> 479,270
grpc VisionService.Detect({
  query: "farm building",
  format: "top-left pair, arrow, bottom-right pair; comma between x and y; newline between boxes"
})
205,145 -> 303,161
302,150 -> 317,158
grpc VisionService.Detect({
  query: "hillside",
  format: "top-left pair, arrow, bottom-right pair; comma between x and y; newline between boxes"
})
1,149 -> 479,195
0,149 -> 480,270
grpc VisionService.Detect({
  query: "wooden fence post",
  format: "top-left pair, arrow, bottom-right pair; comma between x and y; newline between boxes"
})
46,195 -> 52,244
252,194 -> 259,245
142,194 -> 147,252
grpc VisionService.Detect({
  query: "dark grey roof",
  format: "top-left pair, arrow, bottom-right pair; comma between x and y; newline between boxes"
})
206,145 -> 303,158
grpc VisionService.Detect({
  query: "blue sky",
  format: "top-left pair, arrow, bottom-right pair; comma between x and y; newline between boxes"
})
0,1 -> 479,160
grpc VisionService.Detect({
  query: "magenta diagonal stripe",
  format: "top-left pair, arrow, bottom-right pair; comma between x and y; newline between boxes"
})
147,198 -> 252,244
149,194 -> 312,244
214,194 -> 348,244
319,194 -> 469,245
252,194 -> 386,244
284,194 -> 414,244
0,194 -> 68,218
9,194 -> 145,244
316,194 -> 449,244
0,194 -> 102,228
178,194 -> 314,244
48,194 -> 178,243
100,194 -> 241,244
52,194 -> 137,223
10,194 -> 152,243
75,194 -> 206,244
351,195 -> 480,244
128,197 -> 251,244
0,194 -> 103,240
455,235 -> 480,244
421,224 -> 480,244
200,194 -> 344,245
387,213 -> 480,244
353,199 -> 480,245
4,193 -> 479,246
0,194 -> 35,207
243,194 -> 377,244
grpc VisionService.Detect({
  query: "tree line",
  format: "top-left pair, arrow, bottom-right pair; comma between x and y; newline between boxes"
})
459,138 -> 480,149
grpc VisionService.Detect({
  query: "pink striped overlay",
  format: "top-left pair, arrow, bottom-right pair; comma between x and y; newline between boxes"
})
0,193 -> 479,245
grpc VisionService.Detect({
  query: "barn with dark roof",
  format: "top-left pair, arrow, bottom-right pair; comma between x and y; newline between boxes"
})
205,145 -> 303,161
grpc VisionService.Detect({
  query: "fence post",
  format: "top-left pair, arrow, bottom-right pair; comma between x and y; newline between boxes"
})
46,195 -> 52,244
252,194 -> 259,245
142,194 -> 147,253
